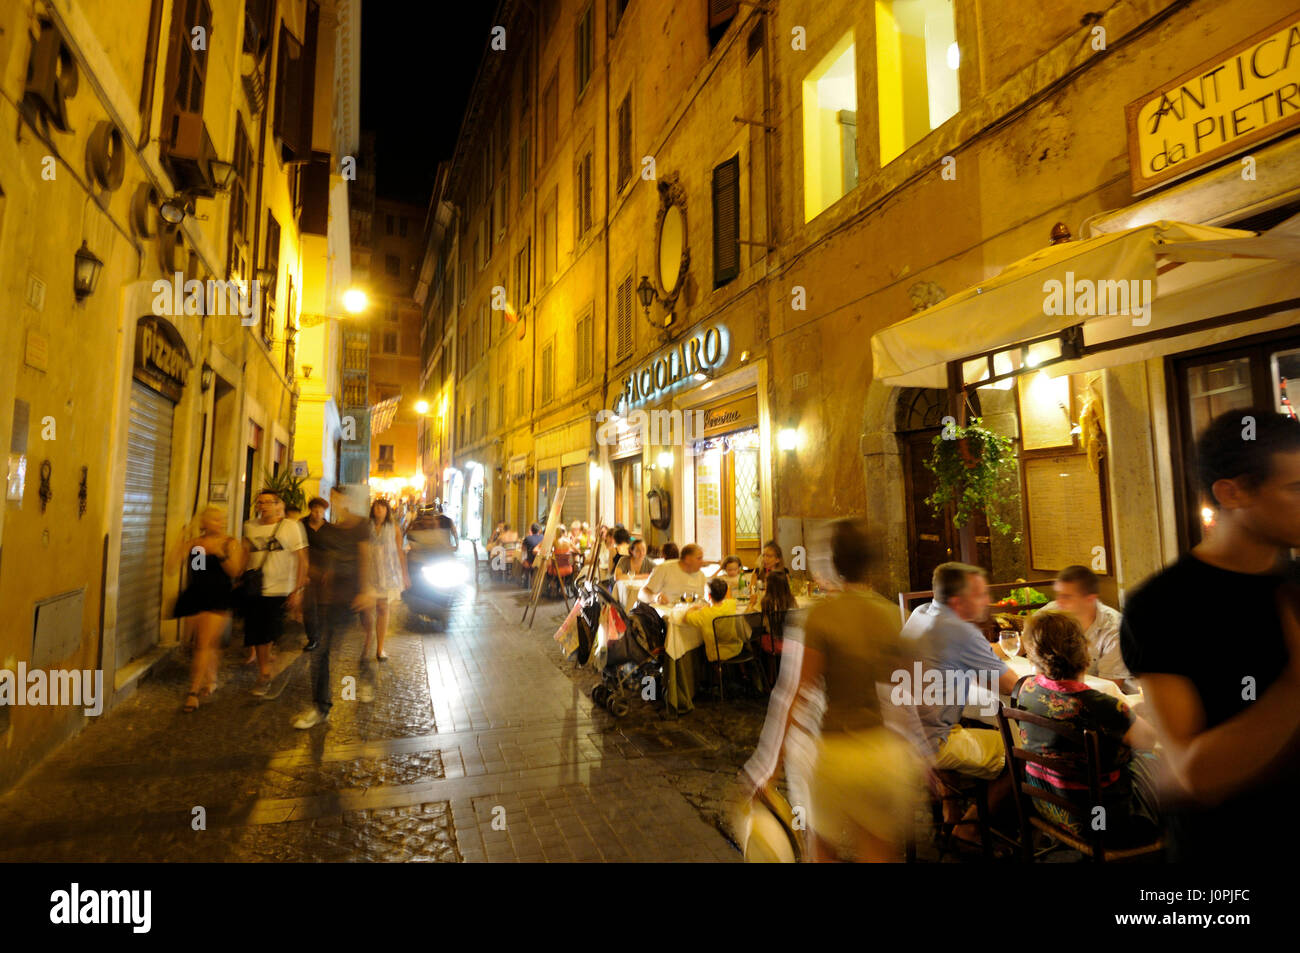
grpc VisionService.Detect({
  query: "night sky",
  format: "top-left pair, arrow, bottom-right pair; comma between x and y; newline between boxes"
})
360,0 -> 499,205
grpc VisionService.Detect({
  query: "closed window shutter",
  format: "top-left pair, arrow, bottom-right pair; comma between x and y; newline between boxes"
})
712,154 -> 740,287
616,275 -> 633,359
274,25 -> 306,159
617,95 -> 632,190
582,153 -> 593,232
709,0 -> 739,30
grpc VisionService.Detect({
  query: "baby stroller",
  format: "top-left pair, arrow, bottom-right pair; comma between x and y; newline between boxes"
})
583,581 -> 664,718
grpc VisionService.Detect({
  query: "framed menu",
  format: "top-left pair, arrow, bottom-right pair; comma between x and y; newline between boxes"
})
1024,454 -> 1107,573
1017,372 -> 1075,450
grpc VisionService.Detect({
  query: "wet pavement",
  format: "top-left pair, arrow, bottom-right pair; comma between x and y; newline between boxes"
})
0,568 -> 751,863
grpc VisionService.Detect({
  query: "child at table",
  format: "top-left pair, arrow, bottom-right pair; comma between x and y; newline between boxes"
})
1016,610 -> 1162,844
686,578 -> 742,662
711,554 -> 746,600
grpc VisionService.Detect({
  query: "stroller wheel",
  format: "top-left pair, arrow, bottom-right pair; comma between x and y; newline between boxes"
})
608,696 -> 630,718
591,684 -> 610,707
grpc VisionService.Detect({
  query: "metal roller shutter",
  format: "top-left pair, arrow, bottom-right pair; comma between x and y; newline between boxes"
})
561,464 -> 587,527
115,382 -> 175,665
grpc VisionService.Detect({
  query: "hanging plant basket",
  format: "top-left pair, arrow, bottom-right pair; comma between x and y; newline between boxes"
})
925,418 -> 1017,536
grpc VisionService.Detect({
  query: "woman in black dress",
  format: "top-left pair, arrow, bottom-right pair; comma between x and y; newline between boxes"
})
171,507 -> 243,711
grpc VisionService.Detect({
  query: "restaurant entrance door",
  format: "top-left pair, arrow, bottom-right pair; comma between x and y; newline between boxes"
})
902,429 -> 994,592
693,428 -> 761,567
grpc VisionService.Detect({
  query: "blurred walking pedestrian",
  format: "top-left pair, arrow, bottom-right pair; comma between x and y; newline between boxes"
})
364,497 -> 409,662
170,507 -> 242,712
242,490 -> 308,695
300,496 -> 333,651
294,485 -> 375,729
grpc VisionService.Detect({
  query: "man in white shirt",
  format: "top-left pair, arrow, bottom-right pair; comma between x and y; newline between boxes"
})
1040,564 -> 1133,693
242,490 -> 308,694
638,543 -> 706,605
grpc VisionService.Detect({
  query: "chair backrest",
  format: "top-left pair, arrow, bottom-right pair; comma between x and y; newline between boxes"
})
996,704 -> 1109,857
555,552 -> 574,569
710,614 -> 754,661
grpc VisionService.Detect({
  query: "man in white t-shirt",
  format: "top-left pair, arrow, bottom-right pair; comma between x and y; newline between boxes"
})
638,543 -> 706,605
242,490 -> 308,694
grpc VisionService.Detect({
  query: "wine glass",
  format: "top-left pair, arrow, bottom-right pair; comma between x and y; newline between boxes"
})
999,630 -> 1021,661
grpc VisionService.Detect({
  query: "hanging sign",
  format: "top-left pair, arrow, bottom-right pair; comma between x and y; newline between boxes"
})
1126,12 -> 1300,194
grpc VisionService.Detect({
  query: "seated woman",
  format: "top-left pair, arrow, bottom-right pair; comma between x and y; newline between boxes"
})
1016,610 -> 1161,844
756,570 -> 797,681
711,554 -> 746,599
685,577 -> 743,662
614,538 -> 651,581
746,540 -> 786,610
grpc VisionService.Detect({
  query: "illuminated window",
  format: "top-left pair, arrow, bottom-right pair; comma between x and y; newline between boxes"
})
875,0 -> 961,166
801,33 -> 857,222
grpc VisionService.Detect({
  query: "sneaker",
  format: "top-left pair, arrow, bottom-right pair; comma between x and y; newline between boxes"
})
293,707 -> 330,729
304,639 -> 319,651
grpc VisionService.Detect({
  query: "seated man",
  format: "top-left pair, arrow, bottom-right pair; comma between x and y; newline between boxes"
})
638,543 -> 706,605
521,523 -> 544,568
900,562 -> 1020,841
1039,564 -> 1133,693
686,577 -> 742,662
1016,610 -> 1161,844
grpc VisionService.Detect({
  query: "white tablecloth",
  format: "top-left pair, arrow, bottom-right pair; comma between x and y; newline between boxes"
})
657,595 -> 824,660
1003,654 -> 1143,707
612,576 -> 650,610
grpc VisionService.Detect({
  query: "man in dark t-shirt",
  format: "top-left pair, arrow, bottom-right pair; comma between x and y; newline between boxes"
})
1121,409 -> 1300,862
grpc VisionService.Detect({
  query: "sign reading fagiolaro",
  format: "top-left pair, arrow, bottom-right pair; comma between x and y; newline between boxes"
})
598,324 -> 729,452
1126,11 -> 1300,193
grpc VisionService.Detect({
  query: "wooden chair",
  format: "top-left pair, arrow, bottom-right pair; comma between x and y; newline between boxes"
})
706,615 -> 768,702
996,705 -> 1164,863
926,765 -> 996,860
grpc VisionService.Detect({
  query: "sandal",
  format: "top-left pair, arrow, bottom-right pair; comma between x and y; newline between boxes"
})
183,691 -> 200,713
377,651 -> 389,661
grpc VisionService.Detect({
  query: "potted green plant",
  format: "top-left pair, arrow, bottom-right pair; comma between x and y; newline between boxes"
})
263,467 -> 308,513
924,418 -> 1017,537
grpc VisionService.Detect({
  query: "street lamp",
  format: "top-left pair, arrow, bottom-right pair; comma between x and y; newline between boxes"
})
343,287 -> 368,314
636,275 -> 656,319
415,399 -> 430,415
73,241 -> 104,301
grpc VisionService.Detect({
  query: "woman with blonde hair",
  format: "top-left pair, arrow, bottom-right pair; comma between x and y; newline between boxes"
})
170,507 -> 243,712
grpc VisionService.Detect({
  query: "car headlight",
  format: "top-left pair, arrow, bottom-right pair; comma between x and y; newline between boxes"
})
421,560 -> 469,589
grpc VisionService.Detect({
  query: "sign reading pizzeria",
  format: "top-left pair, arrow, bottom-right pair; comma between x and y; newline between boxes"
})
134,316 -> 191,402
1125,12 -> 1300,194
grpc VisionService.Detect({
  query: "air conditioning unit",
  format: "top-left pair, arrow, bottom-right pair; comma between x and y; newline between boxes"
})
164,109 -> 218,197
24,21 -> 78,132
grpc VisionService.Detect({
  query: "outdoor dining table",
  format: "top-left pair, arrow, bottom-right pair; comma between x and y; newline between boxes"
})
656,594 -> 824,713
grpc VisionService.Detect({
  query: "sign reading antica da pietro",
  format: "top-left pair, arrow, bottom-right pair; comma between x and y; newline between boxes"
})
1126,12 -> 1300,194
614,324 -> 728,412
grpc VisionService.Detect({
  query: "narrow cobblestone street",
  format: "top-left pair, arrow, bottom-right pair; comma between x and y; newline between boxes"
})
0,575 -> 752,863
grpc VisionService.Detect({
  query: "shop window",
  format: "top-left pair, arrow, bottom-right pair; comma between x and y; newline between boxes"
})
802,32 -> 857,221
875,0 -> 960,166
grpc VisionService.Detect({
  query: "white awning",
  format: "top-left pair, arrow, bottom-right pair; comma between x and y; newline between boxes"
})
871,218 -> 1300,388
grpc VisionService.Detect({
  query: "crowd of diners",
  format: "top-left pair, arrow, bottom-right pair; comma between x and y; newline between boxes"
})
736,407 -> 1300,864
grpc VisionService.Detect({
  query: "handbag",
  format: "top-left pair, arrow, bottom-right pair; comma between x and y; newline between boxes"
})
238,519 -> 283,609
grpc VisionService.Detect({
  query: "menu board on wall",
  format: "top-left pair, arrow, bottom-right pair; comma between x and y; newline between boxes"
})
694,448 -> 723,560
1024,454 -> 1107,573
